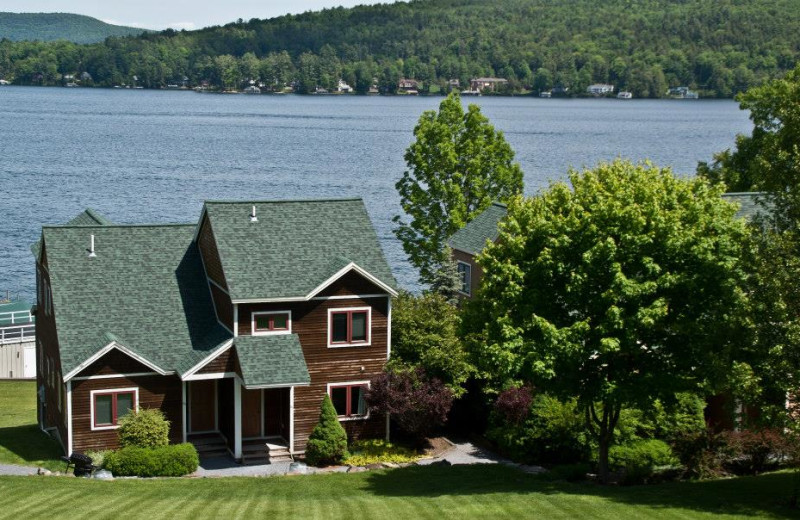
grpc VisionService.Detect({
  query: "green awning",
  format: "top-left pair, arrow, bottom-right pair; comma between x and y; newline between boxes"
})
234,334 -> 310,388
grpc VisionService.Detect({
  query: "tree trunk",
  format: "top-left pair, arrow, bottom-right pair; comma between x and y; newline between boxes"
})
587,400 -> 621,485
597,430 -> 611,484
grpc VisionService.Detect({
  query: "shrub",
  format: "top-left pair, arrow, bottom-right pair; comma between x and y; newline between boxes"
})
104,443 -> 198,477
615,393 -> 706,444
494,385 -> 533,426
305,395 -> 349,467
366,367 -> 454,442
722,428 -> 789,474
487,394 -> 589,465
344,440 -> 422,466
672,429 -> 730,479
118,408 -> 170,448
608,439 -> 679,485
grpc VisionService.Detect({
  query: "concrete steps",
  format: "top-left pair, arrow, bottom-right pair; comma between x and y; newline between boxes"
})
242,439 -> 292,465
189,433 -> 229,459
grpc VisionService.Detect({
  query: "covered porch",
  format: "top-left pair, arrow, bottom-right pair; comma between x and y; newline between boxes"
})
183,377 -> 296,463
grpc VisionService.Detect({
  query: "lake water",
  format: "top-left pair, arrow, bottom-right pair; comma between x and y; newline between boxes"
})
0,86 -> 753,302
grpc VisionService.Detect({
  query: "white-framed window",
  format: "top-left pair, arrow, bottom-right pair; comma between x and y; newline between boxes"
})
90,387 -> 138,431
327,307 -> 371,348
251,311 -> 292,336
457,261 -> 472,296
327,381 -> 370,420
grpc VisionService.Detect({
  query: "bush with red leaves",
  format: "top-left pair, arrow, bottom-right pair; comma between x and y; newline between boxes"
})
494,385 -> 534,426
722,428 -> 790,474
366,367 -> 454,442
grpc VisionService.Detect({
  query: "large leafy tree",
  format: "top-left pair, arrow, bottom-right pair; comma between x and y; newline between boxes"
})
470,160 -> 750,482
393,92 -> 523,285
698,63 -> 800,223
698,65 -> 800,423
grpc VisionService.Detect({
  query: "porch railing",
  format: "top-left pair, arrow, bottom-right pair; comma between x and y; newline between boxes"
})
0,310 -> 35,327
0,324 -> 35,345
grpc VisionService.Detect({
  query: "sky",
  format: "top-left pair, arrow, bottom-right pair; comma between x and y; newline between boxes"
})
0,1 -> 393,31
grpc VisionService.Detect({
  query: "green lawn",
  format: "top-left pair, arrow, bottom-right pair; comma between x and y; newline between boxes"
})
0,466 -> 798,519
0,380 -> 64,471
1,380 -> 798,518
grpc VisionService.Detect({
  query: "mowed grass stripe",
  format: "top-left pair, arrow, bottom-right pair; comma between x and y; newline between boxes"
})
0,465 -> 796,519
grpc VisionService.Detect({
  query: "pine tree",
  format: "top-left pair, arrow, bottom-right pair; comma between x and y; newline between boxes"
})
305,394 -> 349,466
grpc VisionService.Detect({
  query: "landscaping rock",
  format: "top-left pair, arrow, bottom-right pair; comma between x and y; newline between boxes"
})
317,466 -> 349,473
288,462 -> 308,475
382,462 -> 400,469
366,463 -> 383,470
347,466 -> 367,473
93,470 -> 114,480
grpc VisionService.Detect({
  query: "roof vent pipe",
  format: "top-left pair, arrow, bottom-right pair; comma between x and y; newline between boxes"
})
88,234 -> 97,258
250,205 -> 258,223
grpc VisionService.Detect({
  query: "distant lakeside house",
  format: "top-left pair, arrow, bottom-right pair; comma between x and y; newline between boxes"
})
587,83 -> 615,96
34,199 -> 397,463
469,77 -> 508,93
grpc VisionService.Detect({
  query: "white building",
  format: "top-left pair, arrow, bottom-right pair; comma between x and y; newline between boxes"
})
587,83 -> 615,95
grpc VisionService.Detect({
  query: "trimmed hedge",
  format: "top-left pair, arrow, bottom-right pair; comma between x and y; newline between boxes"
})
104,443 -> 199,477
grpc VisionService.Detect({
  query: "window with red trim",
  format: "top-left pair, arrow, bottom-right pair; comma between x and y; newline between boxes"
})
253,312 -> 290,333
93,391 -> 135,427
329,384 -> 368,418
329,310 -> 369,345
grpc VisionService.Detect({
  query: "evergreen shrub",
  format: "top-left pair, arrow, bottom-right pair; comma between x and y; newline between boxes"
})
305,394 -> 349,467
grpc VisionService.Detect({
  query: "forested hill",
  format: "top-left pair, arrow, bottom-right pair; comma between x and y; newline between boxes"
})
0,13 -> 148,44
1,0 -> 799,98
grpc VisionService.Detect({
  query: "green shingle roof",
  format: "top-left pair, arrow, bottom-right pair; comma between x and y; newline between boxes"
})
31,208 -> 112,259
43,224 -> 231,378
234,334 -> 311,388
448,203 -> 508,255
721,192 -> 774,221
204,199 -> 396,300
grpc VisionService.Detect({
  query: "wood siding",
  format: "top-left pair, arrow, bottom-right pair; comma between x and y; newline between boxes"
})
75,349 -> 156,378
71,374 -> 183,452
35,242 -> 67,453
197,214 -> 227,290
238,272 -> 390,451
317,270 -> 386,297
209,283 -> 233,332
452,249 -> 482,299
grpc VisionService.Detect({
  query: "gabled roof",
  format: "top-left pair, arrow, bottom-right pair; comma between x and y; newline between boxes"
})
31,208 -> 112,259
203,198 -> 397,301
43,224 -> 231,380
721,192 -> 774,221
234,334 -> 310,388
448,202 -> 508,256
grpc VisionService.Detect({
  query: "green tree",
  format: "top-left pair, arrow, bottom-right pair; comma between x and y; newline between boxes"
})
393,92 -> 523,285
470,159 -> 750,482
389,291 -> 473,395
305,394 -> 349,466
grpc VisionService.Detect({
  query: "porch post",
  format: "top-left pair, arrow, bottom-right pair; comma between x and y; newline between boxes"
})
234,379 -> 242,460
289,386 -> 295,455
181,381 -> 187,443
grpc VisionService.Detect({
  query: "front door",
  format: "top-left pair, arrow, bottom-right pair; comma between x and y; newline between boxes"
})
263,388 -> 285,437
242,389 -> 262,438
189,380 -> 216,433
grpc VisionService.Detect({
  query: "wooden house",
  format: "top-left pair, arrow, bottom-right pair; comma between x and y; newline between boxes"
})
34,199 -> 397,463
